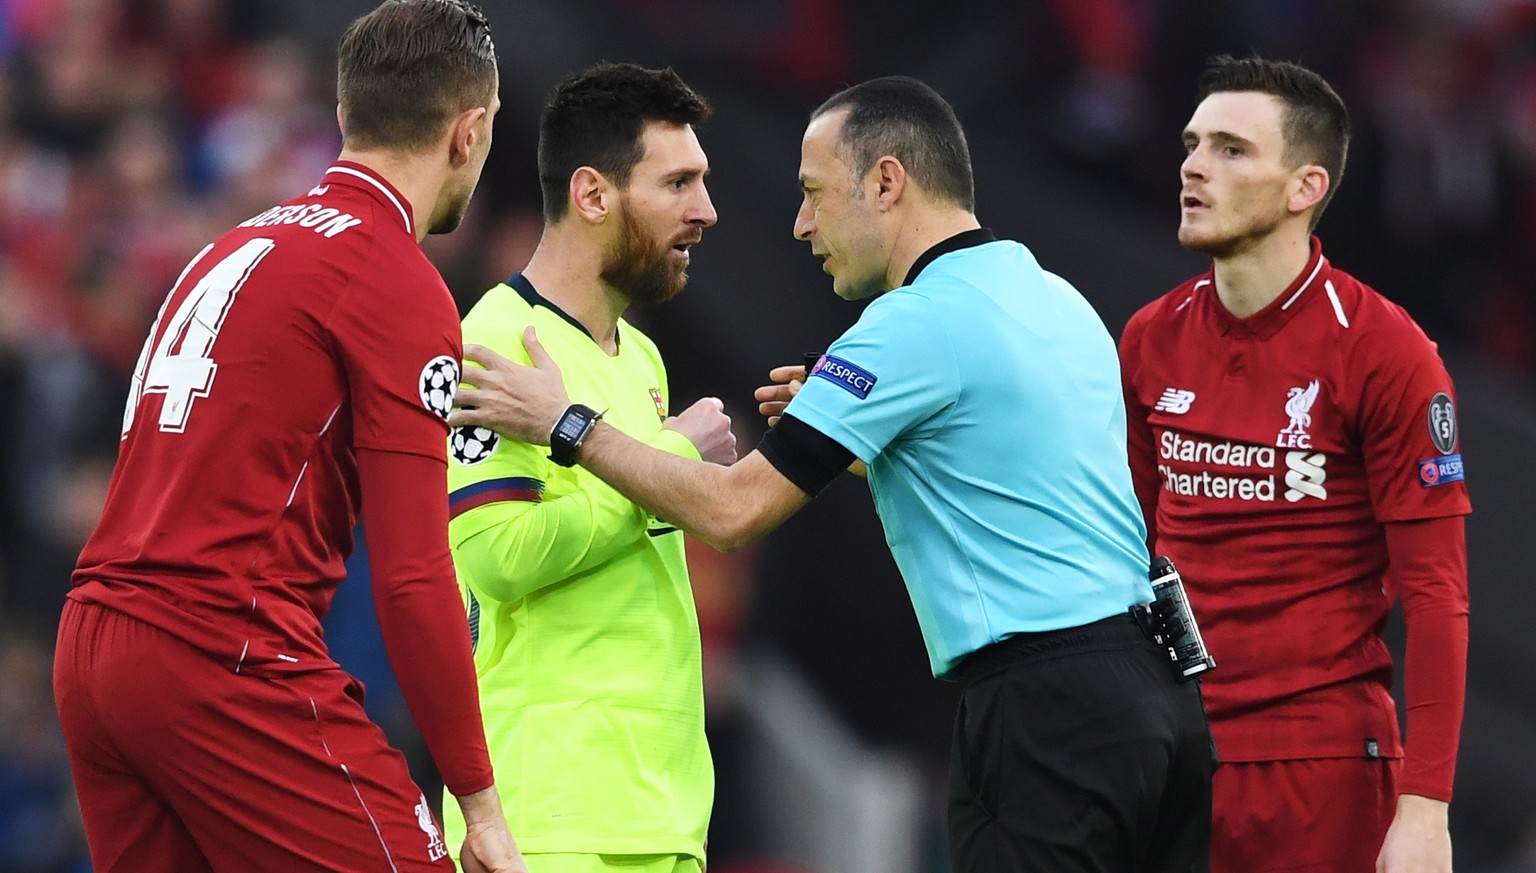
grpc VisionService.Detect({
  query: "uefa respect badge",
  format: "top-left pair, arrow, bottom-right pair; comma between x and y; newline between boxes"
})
1418,454 -> 1464,488
809,354 -> 877,399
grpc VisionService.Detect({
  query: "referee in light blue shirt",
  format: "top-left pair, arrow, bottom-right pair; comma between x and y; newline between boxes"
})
450,75 -> 1216,873
785,232 -> 1153,679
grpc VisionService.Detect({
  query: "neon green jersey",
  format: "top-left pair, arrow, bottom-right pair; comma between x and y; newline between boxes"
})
442,275 -> 711,859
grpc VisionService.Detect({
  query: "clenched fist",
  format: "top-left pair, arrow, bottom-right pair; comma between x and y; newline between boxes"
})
665,397 -> 737,466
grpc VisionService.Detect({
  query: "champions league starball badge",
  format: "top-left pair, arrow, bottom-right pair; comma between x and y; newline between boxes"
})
450,425 -> 500,465
419,356 -> 460,421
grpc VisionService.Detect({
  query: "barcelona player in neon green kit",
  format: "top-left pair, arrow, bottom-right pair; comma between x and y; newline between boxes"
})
442,63 -> 735,873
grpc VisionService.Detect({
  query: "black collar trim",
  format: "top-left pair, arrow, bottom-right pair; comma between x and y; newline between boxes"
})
507,272 -> 598,343
903,227 -> 997,287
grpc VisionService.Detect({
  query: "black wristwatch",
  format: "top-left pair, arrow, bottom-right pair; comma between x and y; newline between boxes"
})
549,404 -> 603,467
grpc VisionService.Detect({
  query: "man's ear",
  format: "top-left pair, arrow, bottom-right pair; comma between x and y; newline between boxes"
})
1288,163 -> 1330,217
569,166 -> 611,224
336,104 -> 346,137
449,106 -> 488,167
871,154 -> 907,212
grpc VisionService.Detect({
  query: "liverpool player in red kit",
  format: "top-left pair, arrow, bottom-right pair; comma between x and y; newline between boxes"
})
1120,57 -> 1468,873
52,2 -> 526,872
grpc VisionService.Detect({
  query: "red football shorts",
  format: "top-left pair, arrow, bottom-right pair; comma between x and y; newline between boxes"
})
1212,756 -> 1400,873
54,599 -> 456,872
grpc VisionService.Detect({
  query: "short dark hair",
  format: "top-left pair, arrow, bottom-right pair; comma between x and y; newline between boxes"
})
810,76 -> 975,211
1198,55 -> 1350,228
538,63 -> 712,223
337,0 -> 497,152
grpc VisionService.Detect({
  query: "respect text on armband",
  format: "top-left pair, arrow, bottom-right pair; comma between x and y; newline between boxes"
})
809,354 -> 877,400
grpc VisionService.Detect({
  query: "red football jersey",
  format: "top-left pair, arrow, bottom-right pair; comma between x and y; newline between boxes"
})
1120,238 -> 1471,765
75,161 -> 462,669
69,161 -> 500,795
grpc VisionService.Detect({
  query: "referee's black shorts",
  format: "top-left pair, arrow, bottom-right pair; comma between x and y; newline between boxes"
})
946,613 -> 1215,873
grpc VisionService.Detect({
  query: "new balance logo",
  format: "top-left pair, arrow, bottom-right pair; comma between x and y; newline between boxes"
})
1155,388 -> 1196,414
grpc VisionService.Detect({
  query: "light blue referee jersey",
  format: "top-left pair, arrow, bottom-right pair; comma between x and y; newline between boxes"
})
785,232 -> 1152,678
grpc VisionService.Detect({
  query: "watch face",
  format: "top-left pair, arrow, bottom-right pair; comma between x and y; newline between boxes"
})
556,413 -> 584,441
550,406 -> 596,466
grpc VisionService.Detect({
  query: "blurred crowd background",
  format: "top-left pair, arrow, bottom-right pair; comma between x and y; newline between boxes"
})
1,1 -> 1534,871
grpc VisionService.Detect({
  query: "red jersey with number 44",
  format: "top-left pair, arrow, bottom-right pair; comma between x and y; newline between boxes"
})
1119,238 -> 1470,763
72,162 -> 463,678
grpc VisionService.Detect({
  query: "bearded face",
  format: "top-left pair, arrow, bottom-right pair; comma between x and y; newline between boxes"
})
599,196 -> 695,304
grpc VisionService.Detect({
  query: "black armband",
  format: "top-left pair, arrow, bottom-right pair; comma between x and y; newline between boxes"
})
757,413 -> 856,496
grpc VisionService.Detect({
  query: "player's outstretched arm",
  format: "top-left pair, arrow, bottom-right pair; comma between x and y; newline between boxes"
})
455,787 -> 528,873
453,329 -> 810,551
